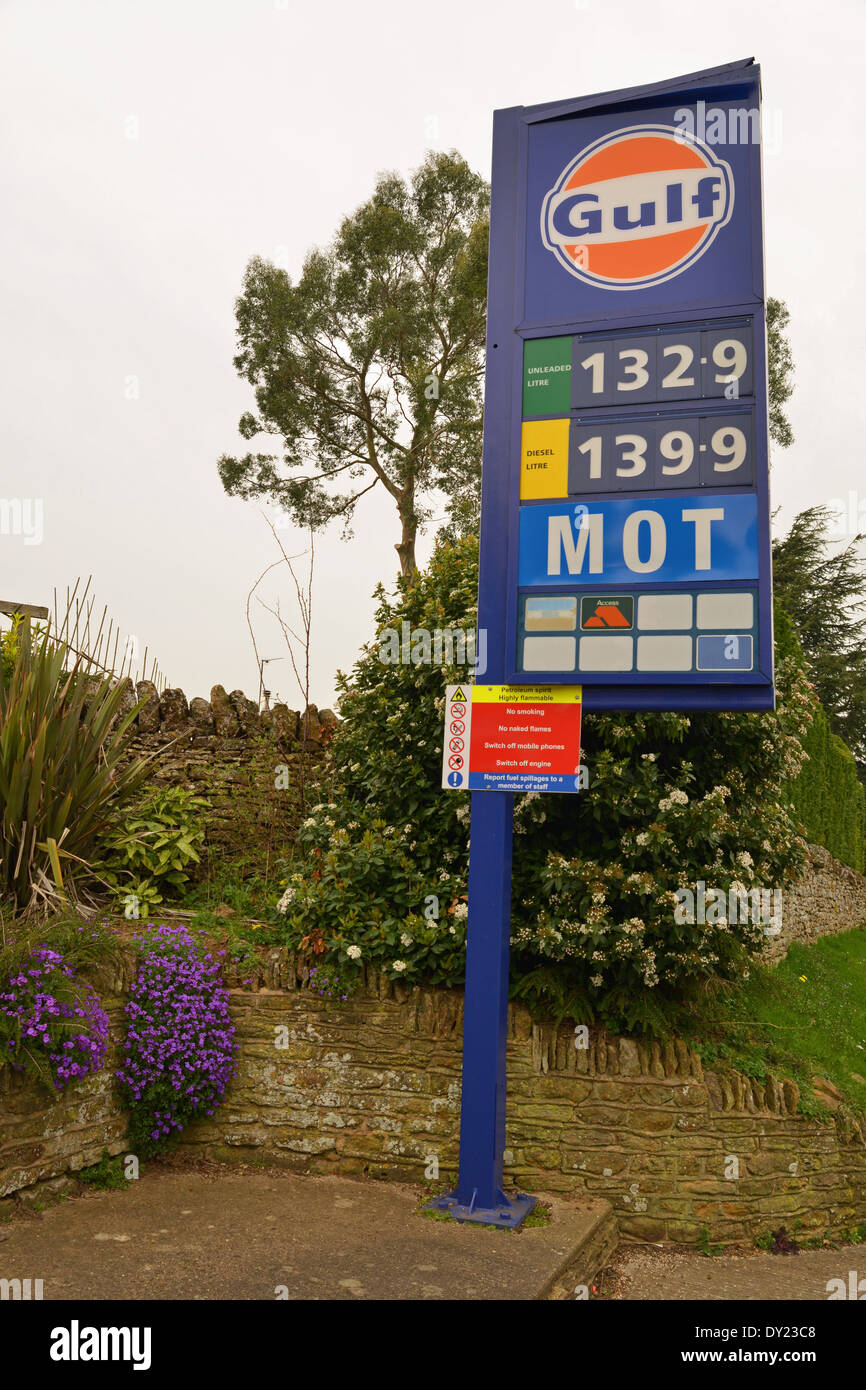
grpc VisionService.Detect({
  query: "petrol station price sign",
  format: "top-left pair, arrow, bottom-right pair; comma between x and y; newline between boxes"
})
428,61 -> 773,1233
506,60 -> 773,712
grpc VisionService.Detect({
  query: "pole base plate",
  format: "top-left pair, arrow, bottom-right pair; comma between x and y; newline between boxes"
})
423,1190 -> 537,1229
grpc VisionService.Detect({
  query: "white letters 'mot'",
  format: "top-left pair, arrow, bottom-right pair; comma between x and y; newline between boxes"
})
547,508 -> 724,576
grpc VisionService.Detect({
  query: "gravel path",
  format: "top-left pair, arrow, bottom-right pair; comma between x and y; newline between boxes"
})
600,1242 -> 866,1300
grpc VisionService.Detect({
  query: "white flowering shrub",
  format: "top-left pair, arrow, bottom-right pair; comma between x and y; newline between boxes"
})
276,816 -> 468,985
275,537 -> 815,1030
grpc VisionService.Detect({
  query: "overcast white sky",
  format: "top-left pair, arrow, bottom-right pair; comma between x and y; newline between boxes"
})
1,0 -> 863,707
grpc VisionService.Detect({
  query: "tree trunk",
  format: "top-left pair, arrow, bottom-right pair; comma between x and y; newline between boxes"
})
395,497 -> 417,579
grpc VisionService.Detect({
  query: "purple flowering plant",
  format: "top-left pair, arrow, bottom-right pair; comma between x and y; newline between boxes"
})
0,943 -> 109,1091
308,964 -> 354,1003
118,924 -> 237,1158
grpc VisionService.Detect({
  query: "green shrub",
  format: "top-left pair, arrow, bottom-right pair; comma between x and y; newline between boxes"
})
93,786 -> 209,919
78,1147 -> 129,1190
776,605 -> 865,871
272,537 -> 815,1032
277,816 -> 467,986
0,613 -> 25,682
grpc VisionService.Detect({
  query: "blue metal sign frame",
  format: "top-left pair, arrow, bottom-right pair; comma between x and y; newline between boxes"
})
506,61 -> 773,711
428,60 -> 772,1228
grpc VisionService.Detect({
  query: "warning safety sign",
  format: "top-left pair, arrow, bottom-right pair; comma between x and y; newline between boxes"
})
441,684 -> 583,793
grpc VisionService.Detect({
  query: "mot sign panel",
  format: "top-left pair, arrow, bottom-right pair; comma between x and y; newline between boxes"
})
490,59 -> 773,711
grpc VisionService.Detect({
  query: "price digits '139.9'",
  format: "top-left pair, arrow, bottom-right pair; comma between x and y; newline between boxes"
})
570,412 -> 754,494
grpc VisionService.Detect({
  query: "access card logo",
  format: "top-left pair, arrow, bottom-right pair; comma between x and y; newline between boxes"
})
540,124 -> 734,291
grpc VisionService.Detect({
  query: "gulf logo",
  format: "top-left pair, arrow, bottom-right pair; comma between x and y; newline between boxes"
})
540,124 -> 734,291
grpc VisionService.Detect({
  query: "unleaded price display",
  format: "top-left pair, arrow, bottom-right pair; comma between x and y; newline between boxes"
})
571,321 -> 754,408
522,321 -> 754,417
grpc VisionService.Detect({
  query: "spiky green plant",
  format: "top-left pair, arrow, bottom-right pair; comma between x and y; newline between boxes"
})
0,624 -> 149,913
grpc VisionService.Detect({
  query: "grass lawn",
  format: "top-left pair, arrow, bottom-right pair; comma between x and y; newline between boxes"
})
683,926 -> 866,1115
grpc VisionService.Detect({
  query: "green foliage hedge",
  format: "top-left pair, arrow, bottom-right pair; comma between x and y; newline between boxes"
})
271,538 -> 817,1033
776,606 -> 866,871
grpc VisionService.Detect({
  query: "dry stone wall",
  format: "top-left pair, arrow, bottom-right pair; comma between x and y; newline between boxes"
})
5,946 -> 865,1247
764,843 -> 866,963
116,681 -> 337,870
4,747 -> 866,1237
0,951 -> 136,1206
179,952 -> 866,1246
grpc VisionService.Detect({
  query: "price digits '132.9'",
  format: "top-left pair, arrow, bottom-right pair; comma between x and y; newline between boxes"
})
572,324 -> 753,407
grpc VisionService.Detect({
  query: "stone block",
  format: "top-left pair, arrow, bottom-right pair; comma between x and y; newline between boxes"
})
618,1215 -> 666,1242
135,680 -> 160,732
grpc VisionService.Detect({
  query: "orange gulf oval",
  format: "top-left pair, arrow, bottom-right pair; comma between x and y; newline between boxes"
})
565,134 -> 707,189
566,225 -> 707,280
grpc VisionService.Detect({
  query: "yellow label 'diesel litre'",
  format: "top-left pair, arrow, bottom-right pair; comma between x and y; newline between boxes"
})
520,418 -> 569,499
472,684 -> 582,704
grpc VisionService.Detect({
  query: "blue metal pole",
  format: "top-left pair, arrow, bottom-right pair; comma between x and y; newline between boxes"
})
425,103 -> 536,1228
427,791 -> 534,1226
453,789 -> 517,1214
